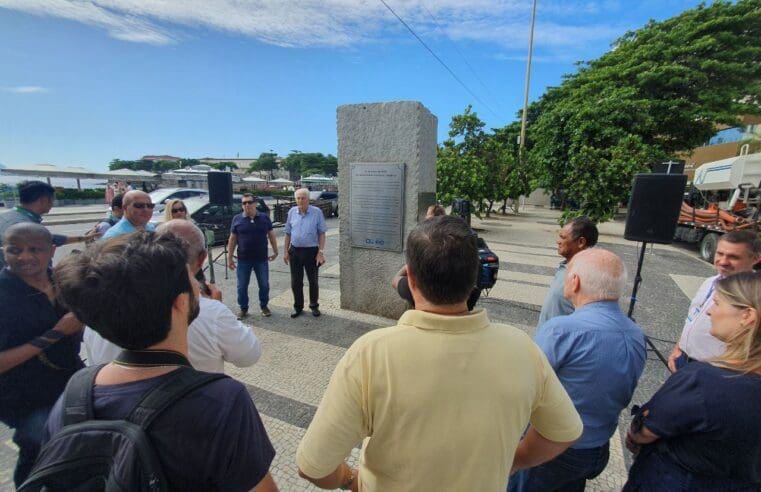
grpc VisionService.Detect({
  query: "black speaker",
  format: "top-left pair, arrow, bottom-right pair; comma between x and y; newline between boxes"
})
207,172 -> 232,206
624,173 -> 687,244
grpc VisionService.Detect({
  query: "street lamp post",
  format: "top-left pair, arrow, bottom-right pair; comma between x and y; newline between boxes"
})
519,0 -> 538,151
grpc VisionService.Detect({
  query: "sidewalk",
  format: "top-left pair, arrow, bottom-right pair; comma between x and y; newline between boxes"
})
0,207 -> 713,490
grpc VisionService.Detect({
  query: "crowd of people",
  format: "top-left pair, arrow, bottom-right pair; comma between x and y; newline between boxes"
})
0,179 -> 760,491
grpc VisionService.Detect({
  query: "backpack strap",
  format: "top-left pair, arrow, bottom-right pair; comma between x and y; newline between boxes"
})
62,364 -> 107,426
126,366 -> 227,429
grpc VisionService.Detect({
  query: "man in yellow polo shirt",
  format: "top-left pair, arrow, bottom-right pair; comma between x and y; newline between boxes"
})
296,216 -> 583,491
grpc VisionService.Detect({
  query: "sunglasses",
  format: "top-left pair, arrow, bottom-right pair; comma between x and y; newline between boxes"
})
242,200 -> 255,205
131,203 -> 155,209
172,207 -> 186,213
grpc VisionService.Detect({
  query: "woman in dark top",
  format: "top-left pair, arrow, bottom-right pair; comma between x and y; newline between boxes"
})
624,271 -> 761,491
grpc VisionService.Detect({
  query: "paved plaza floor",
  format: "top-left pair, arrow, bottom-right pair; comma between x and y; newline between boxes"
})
0,206 -> 714,490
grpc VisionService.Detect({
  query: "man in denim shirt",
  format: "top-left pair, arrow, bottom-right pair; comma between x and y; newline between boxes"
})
510,248 -> 646,491
283,188 -> 327,318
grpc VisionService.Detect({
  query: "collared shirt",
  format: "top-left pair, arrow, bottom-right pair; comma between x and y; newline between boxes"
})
678,274 -> 725,361
537,260 -> 574,327
535,301 -> 646,449
0,268 -> 83,421
101,217 -> 155,240
283,205 -> 327,248
230,212 -> 273,262
0,207 -> 67,268
83,297 -> 261,374
297,309 -> 582,491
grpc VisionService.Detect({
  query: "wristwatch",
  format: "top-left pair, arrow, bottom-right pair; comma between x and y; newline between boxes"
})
318,250 -> 325,254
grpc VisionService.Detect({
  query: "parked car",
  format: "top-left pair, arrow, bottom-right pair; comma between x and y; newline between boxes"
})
309,191 -> 338,216
148,188 -> 208,214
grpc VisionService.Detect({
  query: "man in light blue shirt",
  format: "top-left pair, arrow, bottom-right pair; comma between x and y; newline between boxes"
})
510,248 -> 646,491
101,190 -> 156,240
283,188 -> 327,318
537,217 -> 598,327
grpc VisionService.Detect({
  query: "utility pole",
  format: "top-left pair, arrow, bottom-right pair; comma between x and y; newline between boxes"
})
519,0 -> 537,150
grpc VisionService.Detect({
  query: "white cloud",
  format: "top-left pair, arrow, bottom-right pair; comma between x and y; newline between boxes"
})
1,85 -> 49,93
0,0 -> 625,51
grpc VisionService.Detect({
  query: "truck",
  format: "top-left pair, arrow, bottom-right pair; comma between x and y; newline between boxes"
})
674,148 -> 761,262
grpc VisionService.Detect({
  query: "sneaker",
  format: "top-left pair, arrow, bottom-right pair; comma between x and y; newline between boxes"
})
237,309 -> 248,320
261,307 -> 272,317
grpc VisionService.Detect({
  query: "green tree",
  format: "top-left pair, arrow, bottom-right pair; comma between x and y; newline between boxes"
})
527,0 -> 760,222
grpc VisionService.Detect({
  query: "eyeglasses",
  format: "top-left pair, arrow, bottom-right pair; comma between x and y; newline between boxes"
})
171,207 -> 186,213
131,203 -> 155,209
242,200 -> 255,205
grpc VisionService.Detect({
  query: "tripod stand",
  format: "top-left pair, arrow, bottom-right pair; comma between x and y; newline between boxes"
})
627,241 -> 669,368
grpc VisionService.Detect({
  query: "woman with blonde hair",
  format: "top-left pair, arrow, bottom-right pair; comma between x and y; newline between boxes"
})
624,271 -> 761,490
163,199 -> 188,222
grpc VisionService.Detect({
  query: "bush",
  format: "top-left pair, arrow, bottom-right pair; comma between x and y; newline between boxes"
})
54,188 -> 105,200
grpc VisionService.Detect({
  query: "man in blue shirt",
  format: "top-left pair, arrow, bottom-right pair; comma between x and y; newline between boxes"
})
510,248 -> 646,491
101,190 -> 156,239
227,194 -> 278,318
536,216 -> 598,327
283,188 -> 327,318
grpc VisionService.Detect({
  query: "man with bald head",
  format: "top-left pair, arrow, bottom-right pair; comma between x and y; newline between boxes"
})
0,223 -> 84,486
101,190 -> 156,239
84,219 -> 261,373
509,248 -> 646,492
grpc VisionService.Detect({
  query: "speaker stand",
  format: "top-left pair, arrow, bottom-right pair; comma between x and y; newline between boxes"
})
627,241 -> 669,369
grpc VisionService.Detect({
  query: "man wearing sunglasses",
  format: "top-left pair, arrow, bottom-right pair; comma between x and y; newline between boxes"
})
227,194 -> 278,319
101,190 -> 156,240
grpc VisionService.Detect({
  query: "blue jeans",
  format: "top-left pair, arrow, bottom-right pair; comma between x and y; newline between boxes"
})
508,443 -> 610,492
236,259 -> 269,310
3,406 -> 52,487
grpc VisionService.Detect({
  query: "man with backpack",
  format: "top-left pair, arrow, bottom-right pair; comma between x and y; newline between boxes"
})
23,231 -> 278,491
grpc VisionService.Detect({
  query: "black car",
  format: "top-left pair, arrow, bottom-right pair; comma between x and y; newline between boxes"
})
176,195 -> 269,245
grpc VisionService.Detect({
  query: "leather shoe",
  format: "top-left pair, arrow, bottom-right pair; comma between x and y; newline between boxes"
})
290,310 -> 303,318
310,307 -> 321,317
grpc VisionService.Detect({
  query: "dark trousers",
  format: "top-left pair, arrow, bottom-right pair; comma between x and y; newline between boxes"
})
508,443 -> 610,492
289,246 -> 319,311
3,406 -> 52,487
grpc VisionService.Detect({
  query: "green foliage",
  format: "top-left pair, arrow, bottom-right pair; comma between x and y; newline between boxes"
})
437,107 -> 536,217
527,0 -> 760,223
249,153 -> 278,173
283,152 -> 338,180
108,159 -> 180,174
54,188 -> 105,200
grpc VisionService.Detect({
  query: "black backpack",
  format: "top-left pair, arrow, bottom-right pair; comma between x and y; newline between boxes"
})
20,365 -> 226,492
476,237 -> 500,290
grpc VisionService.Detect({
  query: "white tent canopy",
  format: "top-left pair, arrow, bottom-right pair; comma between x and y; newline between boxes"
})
243,176 -> 267,183
269,178 -> 293,184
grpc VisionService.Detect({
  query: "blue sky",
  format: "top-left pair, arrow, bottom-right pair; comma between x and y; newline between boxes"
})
1,0 -> 705,171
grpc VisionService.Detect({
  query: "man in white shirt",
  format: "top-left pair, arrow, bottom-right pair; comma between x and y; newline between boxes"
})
84,220 -> 261,373
668,230 -> 761,371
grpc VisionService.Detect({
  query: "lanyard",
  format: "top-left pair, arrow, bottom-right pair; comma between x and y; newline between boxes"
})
113,349 -> 191,368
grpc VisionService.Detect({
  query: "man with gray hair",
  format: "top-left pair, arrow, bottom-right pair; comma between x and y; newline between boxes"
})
84,219 -> 261,373
283,187 -> 327,318
510,248 -> 646,491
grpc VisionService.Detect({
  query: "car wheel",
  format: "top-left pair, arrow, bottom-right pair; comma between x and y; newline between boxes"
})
699,232 -> 720,263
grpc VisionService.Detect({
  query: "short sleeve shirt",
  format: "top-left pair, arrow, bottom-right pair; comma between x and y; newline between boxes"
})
537,261 -> 574,327
230,212 -> 273,262
45,371 -> 275,491
0,268 -> 83,422
640,362 -> 761,484
283,205 -> 327,247
297,309 -> 582,491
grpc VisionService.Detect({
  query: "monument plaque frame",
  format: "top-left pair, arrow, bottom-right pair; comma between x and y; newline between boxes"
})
349,162 -> 405,251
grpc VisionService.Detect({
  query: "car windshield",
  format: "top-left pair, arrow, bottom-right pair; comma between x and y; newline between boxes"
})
183,196 -> 210,215
149,188 -> 180,204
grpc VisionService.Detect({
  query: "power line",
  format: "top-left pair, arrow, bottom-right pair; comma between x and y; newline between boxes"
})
377,0 -> 503,121
419,2 -> 507,118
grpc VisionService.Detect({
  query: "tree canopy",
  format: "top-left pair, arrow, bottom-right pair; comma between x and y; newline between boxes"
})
437,0 -> 761,223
